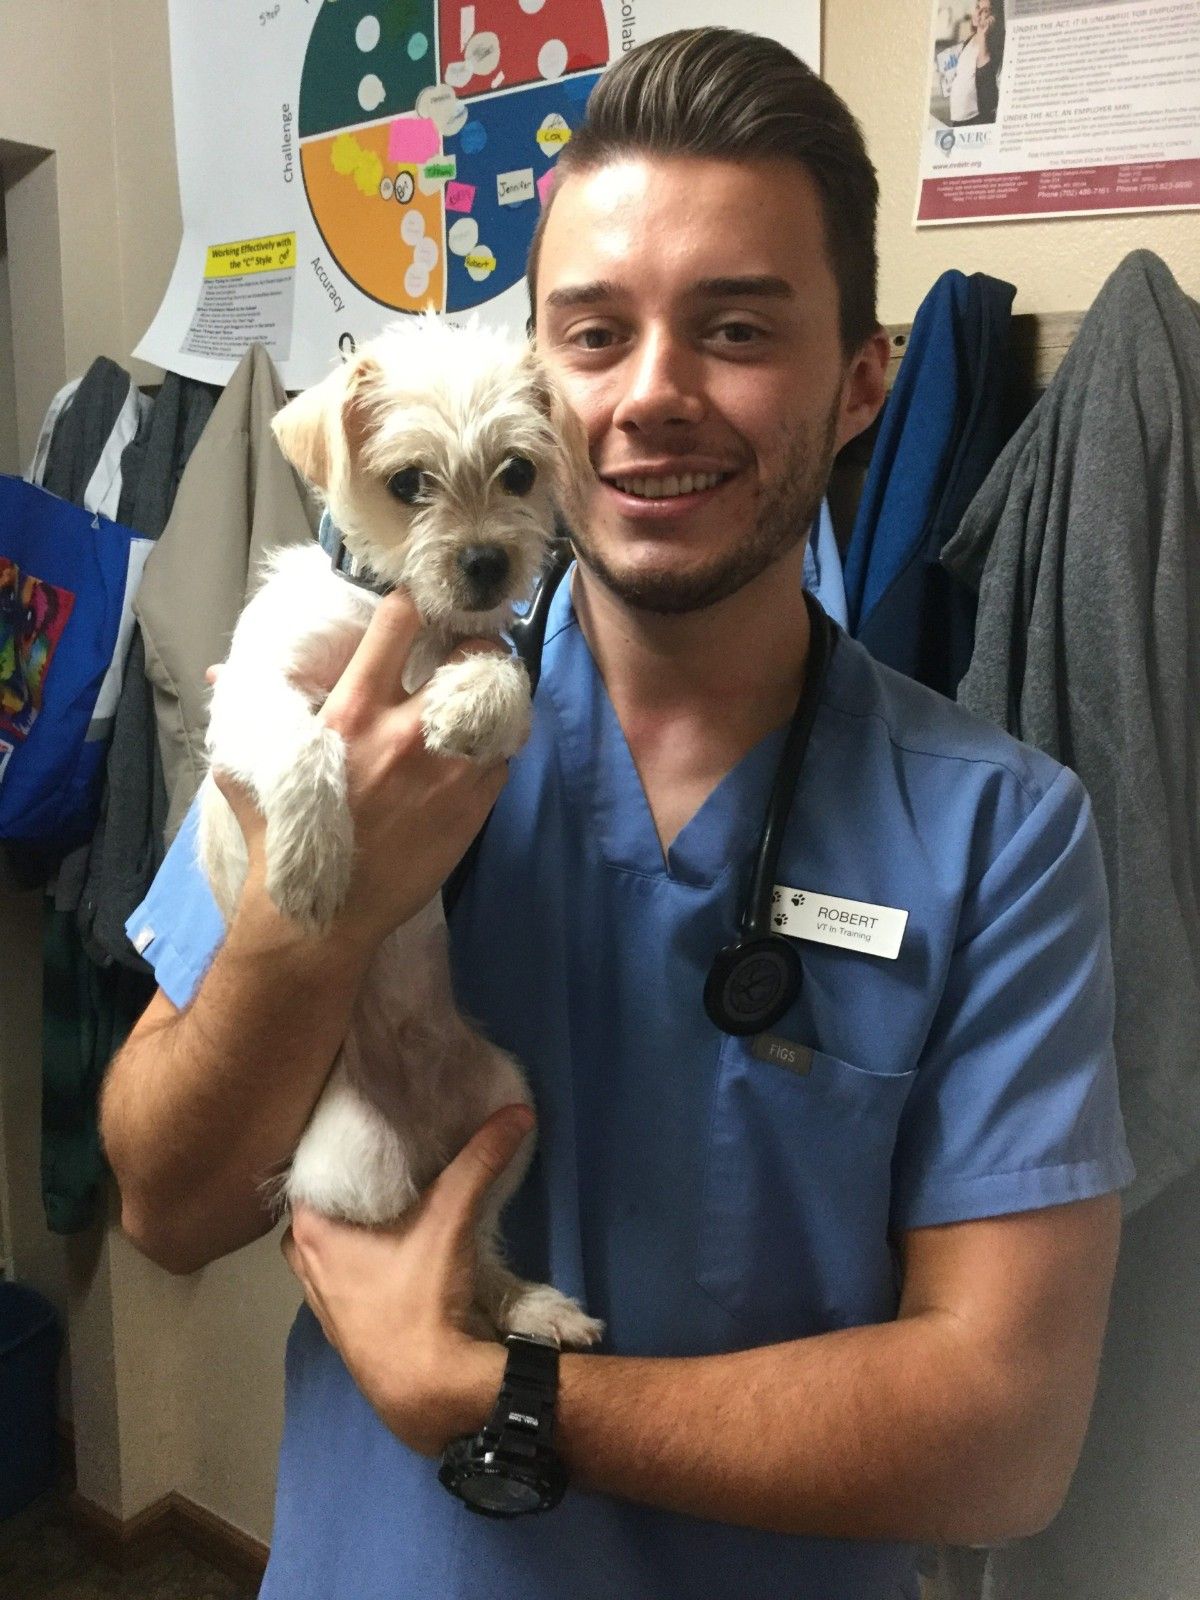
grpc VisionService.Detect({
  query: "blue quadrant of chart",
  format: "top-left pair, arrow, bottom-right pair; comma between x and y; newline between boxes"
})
444,72 -> 599,314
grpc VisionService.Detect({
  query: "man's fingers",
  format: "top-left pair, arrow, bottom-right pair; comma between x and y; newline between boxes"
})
425,1105 -> 535,1244
281,1217 -> 339,1347
324,589 -> 423,724
212,767 -> 265,843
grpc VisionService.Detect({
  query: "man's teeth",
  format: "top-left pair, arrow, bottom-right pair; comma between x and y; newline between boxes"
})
611,471 -> 726,499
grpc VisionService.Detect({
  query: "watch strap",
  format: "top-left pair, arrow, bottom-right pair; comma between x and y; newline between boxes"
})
485,1335 -> 560,1451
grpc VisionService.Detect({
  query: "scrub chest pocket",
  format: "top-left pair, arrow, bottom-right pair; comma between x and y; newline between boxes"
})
696,1038 -> 918,1344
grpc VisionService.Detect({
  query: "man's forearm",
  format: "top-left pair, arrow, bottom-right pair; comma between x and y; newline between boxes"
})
546,1314 -> 1060,1546
102,878 -> 373,1272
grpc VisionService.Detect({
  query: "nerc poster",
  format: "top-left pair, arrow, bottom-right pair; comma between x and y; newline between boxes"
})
916,0 -> 1200,226
137,0 -> 820,389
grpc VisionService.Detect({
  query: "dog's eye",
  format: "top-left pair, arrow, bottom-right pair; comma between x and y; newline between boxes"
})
388,467 -> 425,504
500,456 -> 537,497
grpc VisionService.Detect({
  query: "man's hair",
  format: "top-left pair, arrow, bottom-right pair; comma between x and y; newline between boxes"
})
526,27 -> 880,353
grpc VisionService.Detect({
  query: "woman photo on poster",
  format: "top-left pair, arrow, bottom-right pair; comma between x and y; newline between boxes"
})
934,0 -> 1005,127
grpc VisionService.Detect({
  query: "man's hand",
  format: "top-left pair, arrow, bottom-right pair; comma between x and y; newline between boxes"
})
281,1104 -> 529,1455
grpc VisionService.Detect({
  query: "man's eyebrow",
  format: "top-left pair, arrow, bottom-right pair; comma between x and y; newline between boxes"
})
542,276 -> 796,312
542,280 -> 626,311
689,276 -> 795,300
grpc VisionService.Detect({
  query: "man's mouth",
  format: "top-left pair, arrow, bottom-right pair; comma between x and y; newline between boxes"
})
603,470 -> 736,501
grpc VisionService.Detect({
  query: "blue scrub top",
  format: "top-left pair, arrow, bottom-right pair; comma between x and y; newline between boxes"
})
129,570 -> 1133,1600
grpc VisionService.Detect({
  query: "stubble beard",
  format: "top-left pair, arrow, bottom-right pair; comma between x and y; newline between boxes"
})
571,401 -> 842,617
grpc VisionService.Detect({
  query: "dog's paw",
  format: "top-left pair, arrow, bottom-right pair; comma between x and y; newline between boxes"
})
500,1284 -> 605,1350
421,654 -> 531,763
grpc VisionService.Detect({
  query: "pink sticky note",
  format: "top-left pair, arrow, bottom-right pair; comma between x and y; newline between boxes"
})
537,168 -> 557,207
388,116 -> 440,166
445,181 -> 476,213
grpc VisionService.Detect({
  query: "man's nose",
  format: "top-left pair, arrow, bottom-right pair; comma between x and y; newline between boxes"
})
611,329 -> 705,433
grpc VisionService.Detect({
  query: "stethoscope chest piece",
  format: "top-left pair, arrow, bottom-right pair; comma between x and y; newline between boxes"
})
703,936 -> 803,1037
702,591 -> 836,1039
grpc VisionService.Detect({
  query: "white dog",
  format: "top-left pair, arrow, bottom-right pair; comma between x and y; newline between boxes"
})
197,316 -> 600,1348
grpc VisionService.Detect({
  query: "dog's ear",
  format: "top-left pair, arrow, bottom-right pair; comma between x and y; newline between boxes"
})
272,363 -> 348,490
528,357 -> 591,525
339,351 -> 384,471
272,351 -> 384,491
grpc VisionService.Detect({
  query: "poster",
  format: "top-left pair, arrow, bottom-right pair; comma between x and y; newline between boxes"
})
137,0 -> 820,390
916,0 -> 1200,226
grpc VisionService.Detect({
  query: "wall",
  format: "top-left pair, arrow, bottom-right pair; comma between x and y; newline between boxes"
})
0,0 -> 298,1548
0,0 -> 1195,1568
0,199 -> 19,475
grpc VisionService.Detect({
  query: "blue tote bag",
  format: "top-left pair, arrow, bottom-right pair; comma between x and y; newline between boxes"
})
0,474 -> 151,853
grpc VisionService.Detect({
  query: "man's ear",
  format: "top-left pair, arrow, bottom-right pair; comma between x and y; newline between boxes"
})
834,328 -> 891,453
272,351 -> 385,491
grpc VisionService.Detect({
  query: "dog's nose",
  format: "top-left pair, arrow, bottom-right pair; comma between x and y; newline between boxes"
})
458,544 -> 510,602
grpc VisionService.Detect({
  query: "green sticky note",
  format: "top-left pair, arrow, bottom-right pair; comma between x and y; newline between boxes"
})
421,157 -> 457,183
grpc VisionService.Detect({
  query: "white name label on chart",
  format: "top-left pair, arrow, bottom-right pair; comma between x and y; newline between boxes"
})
770,885 -> 908,960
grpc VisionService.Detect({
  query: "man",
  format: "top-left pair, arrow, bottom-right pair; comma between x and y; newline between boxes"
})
101,28 -> 1132,1600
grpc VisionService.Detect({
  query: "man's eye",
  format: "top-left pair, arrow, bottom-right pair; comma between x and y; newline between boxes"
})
713,322 -> 762,345
574,327 -> 614,350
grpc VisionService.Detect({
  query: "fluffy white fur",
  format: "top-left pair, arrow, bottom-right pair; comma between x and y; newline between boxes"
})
198,316 -> 599,1347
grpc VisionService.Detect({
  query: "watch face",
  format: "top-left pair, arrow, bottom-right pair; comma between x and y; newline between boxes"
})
459,1471 -> 543,1515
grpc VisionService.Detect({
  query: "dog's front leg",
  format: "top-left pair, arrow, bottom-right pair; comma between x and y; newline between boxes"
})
420,652 -> 532,764
473,1224 -> 605,1350
203,668 -> 354,932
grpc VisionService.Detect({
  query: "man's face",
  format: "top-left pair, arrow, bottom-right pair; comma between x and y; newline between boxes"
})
535,155 -> 858,615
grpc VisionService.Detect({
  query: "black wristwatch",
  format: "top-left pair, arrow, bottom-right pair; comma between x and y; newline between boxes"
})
438,1333 -> 568,1517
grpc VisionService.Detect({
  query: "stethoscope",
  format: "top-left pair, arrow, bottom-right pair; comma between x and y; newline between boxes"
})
334,530 -> 837,1039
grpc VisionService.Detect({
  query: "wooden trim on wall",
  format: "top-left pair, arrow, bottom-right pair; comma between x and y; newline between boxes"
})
884,309 -> 1084,392
69,1489 -> 270,1587
171,1495 -> 270,1588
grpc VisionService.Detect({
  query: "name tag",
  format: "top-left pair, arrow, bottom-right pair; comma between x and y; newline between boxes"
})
770,885 -> 908,960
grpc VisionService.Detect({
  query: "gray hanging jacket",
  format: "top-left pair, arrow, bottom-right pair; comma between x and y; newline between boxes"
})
942,249 -> 1200,1219
134,343 -> 318,843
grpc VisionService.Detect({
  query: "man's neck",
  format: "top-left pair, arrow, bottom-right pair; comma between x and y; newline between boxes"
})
569,546 -> 813,854
571,544 -> 812,725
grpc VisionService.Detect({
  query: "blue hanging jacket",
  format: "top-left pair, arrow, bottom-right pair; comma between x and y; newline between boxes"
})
842,270 -> 1016,696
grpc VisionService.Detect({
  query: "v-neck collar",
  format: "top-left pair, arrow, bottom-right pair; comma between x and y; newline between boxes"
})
540,573 -> 792,888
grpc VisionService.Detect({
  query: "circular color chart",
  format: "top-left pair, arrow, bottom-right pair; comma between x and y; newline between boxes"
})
298,0 -> 607,314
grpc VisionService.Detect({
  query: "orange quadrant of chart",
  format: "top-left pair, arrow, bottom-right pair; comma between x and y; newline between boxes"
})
302,124 -> 446,311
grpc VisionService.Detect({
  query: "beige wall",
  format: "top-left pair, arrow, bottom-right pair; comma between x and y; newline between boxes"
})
0,0 -> 296,1548
0,0 -> 182,463
0,206 -> 19,475
0,0 -> 1195,1561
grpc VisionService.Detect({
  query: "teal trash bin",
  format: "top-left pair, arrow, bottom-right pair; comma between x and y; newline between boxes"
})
0,1281 -> 62,1519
